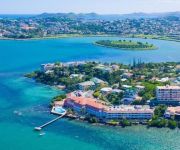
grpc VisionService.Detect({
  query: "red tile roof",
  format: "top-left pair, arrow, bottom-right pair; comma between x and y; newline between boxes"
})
66,96 -> 106,109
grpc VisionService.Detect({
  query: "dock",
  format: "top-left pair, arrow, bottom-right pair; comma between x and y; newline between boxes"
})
34,113 -> 66,131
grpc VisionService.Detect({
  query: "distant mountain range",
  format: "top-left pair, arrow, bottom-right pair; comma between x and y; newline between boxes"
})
36,12 -> 180,20
0,12 -> 180,20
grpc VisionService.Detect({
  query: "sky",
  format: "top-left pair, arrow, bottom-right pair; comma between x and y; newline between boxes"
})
0,0 -> 180,14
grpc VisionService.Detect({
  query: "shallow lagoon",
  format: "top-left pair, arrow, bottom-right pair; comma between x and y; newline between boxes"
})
0,37 -> 180,150
1,36 -> 180,72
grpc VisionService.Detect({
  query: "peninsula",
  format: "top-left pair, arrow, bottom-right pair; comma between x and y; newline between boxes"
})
95,40 -> 157,50
26,61 -> 180,129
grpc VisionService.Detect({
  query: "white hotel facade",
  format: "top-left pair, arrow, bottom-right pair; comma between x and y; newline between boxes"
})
156,85 -> 180,105
64,96 -> 154,120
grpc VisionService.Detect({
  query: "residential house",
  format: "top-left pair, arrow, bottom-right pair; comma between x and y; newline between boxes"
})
41,63 -> 55,72
70,74 -> 84,79
135,85 -> 145,92
111,64 -> 119,71
122,89 -> 139,104
90,77 -> 106,85
100,87 -> 113,94
94,64 -> 113,73
78,81 -> 95,91
121,72 -> 133,79
164,106 -> 180,120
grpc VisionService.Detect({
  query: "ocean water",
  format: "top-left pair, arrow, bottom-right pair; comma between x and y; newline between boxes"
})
0,37 -> 180,150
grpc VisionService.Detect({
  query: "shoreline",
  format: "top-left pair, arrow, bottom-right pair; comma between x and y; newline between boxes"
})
0,34 -> 179,43
58,112 -> 180,130
0,34 -> 116,41
125,34 -> 180,43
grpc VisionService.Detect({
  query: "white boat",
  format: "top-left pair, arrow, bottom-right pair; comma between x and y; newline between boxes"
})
39,132 -> 46,136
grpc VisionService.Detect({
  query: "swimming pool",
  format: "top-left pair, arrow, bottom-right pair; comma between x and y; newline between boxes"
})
52,106 -> 66,114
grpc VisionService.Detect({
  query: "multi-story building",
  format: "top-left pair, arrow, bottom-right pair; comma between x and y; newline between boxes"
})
156,85 -> 180,105
105,105 -> 153,120
64,95 -> 154,120
64,96 -> 106,118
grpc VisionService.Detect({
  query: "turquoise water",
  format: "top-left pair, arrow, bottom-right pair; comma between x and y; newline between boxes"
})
1,37 -> 180,72
0,37 -> 180,150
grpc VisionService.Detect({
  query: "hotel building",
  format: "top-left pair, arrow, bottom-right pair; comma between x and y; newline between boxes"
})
105,105 -> 153,120
156,85 -> 180,105
64,95 -> 154,120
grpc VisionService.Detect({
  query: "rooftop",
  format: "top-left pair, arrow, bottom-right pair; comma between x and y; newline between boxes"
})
122,85 -> 132,88
135,85 -> 145,89
91,77 -> 105,84
166,106 -> 180,115
65,95 -> 153,114
157,85 -> 180,90
66,96 -> 106,109
100,87 -> 112,92
78,81 -> 95,86
106,105 -> 153,114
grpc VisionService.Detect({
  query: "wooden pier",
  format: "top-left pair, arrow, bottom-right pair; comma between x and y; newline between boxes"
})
34,113 -> 65,131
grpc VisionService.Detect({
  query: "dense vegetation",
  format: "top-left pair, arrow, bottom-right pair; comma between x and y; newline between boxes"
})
50,94 -> 66,106
26,61 -> 180,106
95,40 -> 157,50
148,105 -> 178,129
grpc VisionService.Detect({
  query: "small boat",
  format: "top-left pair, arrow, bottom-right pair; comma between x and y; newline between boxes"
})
39,132 -> 46,136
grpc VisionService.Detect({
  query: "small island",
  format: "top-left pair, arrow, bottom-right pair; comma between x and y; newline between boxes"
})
95,40 -> 158,50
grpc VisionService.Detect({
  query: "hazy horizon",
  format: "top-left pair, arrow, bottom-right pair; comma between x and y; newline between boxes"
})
0,0 -> 180,15
0,11 -> 180,16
